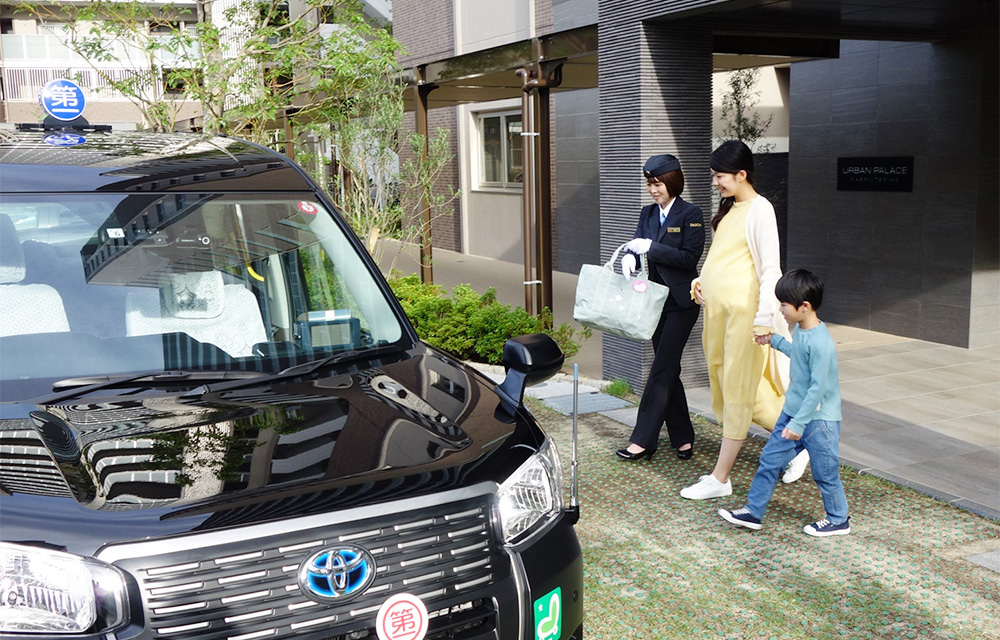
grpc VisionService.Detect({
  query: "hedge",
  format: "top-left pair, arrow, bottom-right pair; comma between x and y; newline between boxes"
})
387,273 -> 589,365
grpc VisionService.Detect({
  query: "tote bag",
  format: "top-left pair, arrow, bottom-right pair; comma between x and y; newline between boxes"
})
573,242 -> 669,342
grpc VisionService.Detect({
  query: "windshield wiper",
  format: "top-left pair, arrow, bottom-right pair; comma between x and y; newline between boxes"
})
276,345 -> 402,377
34,370 -> 265,405
183,344 -> 404,398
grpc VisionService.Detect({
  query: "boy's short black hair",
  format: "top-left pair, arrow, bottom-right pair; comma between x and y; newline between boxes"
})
775,269 -> 824,311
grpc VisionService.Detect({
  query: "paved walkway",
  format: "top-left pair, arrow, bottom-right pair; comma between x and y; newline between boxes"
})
380,242 -> 1000,520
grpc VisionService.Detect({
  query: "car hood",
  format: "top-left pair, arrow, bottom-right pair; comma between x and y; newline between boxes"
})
0,349 -> 536,555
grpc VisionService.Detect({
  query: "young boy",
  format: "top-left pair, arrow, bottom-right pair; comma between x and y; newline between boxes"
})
718,269 -> 850,537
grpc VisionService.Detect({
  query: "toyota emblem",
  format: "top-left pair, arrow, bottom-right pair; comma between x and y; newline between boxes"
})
298,545 -> 377,602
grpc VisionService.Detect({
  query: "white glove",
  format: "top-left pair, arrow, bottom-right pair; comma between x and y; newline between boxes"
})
621,253 -> 637,278
626,237 -> 652,254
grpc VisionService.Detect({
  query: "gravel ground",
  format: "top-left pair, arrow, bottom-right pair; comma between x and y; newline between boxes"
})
530,400 -> 1000,640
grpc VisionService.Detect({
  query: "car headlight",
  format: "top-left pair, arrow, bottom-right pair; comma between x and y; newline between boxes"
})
0,542 -> 128,634
496,439 -> 564,545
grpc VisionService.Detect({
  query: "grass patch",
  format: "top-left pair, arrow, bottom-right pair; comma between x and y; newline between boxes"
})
534,408 -> 1000,639
603,378 -> 634,398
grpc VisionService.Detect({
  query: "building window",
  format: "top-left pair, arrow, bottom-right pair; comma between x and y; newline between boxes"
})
149,21 -> 181,34
479,111 -> 522,187
162,68 -> 201,94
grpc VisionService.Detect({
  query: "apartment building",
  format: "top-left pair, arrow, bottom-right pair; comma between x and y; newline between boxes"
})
395,0 -> 998,389
0,0 -> 393,129
0,1 -> 205,127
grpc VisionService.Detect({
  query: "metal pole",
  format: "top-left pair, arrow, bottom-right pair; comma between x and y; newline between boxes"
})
571,363 -> 579,510
414,67 -> 435,284
517,68 -> 535,315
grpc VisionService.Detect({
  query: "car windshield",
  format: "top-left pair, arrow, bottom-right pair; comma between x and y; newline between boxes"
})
1,192 -> 406,398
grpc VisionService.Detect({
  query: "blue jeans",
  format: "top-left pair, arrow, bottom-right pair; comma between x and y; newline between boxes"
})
744,412 -> 849,524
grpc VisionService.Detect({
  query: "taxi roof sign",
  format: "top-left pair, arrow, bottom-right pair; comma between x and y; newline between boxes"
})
39,78 -> 86,122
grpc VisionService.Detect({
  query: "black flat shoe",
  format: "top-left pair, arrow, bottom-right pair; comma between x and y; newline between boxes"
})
676,446 -> 693,460
615,447 -> 656,461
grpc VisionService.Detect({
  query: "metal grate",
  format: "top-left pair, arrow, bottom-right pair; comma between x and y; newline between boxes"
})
101,489 -> 503,639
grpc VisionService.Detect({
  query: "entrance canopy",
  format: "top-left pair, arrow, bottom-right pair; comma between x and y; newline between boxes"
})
400,0 -> 996,110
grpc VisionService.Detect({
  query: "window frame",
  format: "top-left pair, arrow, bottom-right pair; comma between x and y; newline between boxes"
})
476,110 -> 523,190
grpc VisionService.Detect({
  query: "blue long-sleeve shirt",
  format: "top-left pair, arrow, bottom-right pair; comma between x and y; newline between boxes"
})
769,321 -> 842,435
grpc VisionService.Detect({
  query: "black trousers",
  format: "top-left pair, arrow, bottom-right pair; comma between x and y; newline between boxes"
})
628,303 -> 700,451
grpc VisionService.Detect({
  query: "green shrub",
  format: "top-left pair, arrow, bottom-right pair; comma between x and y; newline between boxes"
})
387,273 -> 589,365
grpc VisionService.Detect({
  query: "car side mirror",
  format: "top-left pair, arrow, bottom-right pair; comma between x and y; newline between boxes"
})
495,333 -> 565,407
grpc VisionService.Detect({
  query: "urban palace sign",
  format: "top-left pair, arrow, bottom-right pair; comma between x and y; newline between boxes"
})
837,156 -> 914,192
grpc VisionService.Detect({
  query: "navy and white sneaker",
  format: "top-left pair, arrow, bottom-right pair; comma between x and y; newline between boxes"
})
718,507 -> 762,531
803,517 -> 851,537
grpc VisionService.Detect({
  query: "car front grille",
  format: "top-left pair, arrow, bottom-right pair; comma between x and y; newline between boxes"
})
100,485 -> 504,639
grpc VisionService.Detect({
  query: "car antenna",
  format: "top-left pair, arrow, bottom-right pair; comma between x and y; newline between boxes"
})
568,363 -> 581,523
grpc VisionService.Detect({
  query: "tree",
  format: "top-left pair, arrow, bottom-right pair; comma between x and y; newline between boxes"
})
15,0 -> 455,275
718,67 -> 775,154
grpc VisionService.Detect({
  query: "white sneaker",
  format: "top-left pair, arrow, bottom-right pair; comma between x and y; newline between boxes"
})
680,474 -> 732,500
782,450 -> 810,484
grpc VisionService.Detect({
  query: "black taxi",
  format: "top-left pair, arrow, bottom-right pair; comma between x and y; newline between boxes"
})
0,125 -> 583,640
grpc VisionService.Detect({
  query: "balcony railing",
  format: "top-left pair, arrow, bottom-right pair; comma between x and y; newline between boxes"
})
1,34 -> 199,102
2,67 -> 158,101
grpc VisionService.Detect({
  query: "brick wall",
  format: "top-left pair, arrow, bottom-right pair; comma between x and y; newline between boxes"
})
552,0 -> 597,31
535,0 -> 554,35
400,108 -> 462,253
394,0 -> 454,66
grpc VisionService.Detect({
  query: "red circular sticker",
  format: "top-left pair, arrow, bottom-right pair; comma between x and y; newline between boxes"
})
297,201 -> 319,215
632,280 -> 648,293
375,593 -> 429,640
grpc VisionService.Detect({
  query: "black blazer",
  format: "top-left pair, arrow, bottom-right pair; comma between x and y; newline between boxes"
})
628,196 -> 705,310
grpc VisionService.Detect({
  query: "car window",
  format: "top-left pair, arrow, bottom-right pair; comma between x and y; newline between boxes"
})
0,193 -> 406,394
6,201 -> 95,247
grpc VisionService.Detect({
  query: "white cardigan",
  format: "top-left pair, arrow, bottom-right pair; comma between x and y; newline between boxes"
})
745,196 -> 792,393
745,196 -> 783,329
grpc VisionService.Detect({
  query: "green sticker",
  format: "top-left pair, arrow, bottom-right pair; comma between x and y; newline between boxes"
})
533,586 -> 561,640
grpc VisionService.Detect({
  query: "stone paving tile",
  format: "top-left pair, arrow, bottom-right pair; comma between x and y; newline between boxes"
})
840,424 -> 982,467
598,406 -> 638,426
920,413 -> 1000,448
524,379 -> 602,400
966,550 -> 1000,573
839,356 -> 919,380
864,393 -> 966,425
836,403 -> 907,436
873,448 -> 1000,518
922,383 -> 1000,414
541,393 -> 631,416
839,373 -> 945,404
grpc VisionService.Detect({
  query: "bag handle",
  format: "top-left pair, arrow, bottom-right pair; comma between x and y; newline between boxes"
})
606,242 -> 650,280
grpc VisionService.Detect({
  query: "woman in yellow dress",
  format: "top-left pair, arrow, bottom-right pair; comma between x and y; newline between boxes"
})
680,140 -> 809,500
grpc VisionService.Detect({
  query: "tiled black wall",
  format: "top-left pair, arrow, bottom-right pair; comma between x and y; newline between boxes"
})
598,6 -> 714,391
555,88 -> 601,274
788,37 -> 998,348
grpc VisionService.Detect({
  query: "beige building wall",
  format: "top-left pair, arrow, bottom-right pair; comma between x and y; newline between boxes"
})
454,0 -> 538,261
455,0 -> 533,54
458,98 -> 526,262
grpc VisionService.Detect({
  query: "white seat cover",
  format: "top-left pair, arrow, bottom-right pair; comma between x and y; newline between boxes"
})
0,214 -> 70,337
125,272 -> 267,357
